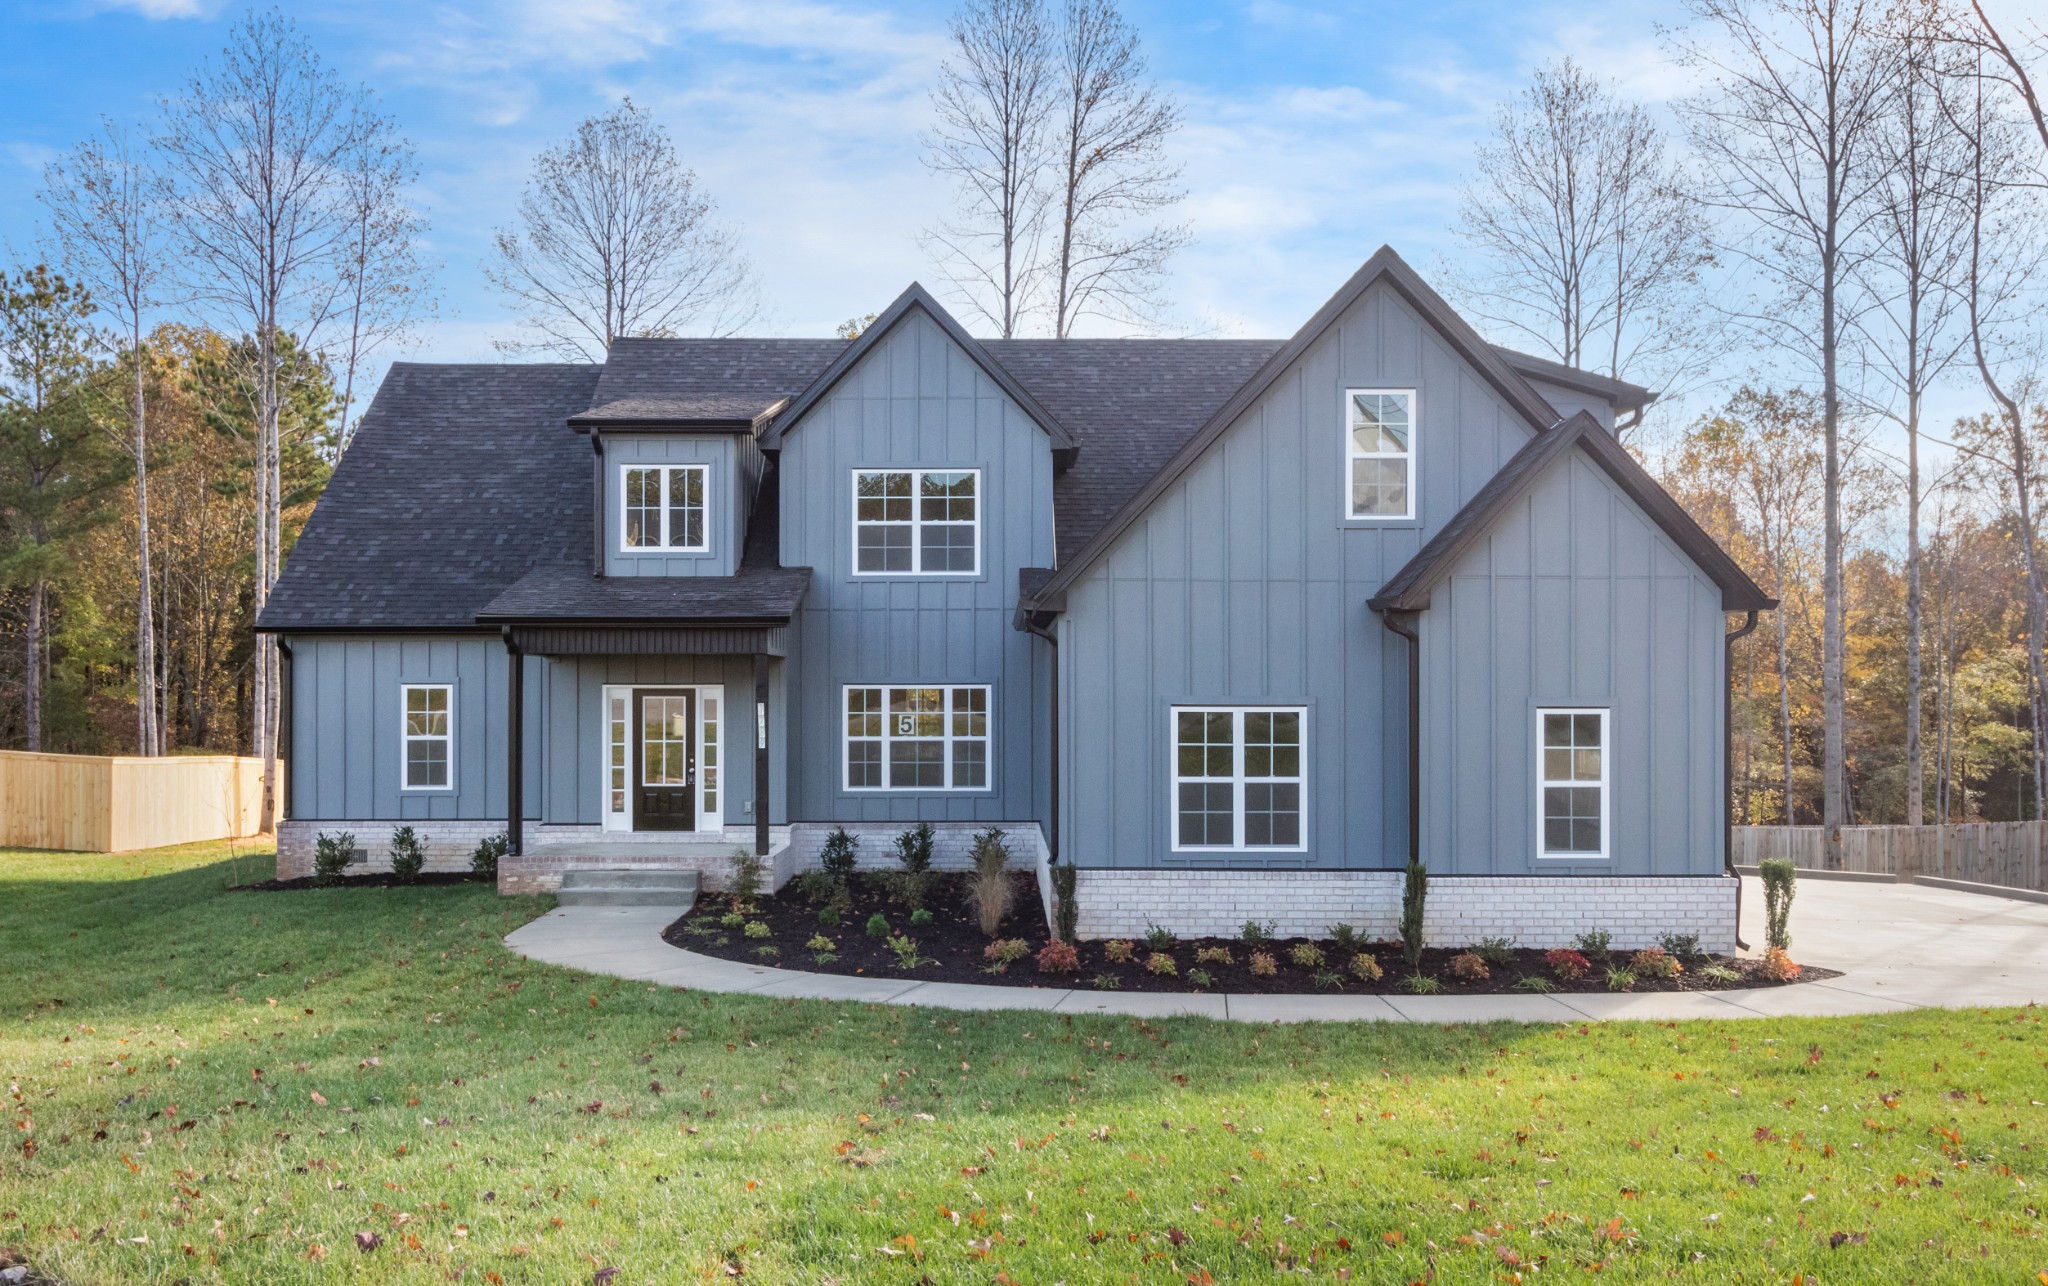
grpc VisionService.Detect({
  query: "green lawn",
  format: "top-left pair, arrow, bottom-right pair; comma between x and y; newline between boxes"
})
1,846 -> 2044,1284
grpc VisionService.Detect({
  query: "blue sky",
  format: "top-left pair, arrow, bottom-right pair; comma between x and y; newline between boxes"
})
1,0 -> 1693,347
0,0 -> 2026,464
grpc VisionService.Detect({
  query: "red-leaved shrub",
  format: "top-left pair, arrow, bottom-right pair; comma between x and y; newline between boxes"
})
1448,951 -> 1490,983
1544,948 -> 1591,981
1034,940 -> 1080,975
1753,946 -> 1801,982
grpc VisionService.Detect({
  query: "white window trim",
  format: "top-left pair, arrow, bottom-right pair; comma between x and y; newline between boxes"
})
842,684 -> 993,792
600,684 -> 723,833
1536,706 -> 1610,860
1342,387 -> 1417,521
399,682 -> 454,793
1167,705 -> 1309,853
618,462 -> 711,554
849,467 -> 983,577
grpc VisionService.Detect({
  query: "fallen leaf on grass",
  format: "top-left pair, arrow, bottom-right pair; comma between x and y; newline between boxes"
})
354,1232 -> 381,1252
309,1091 -> 327,1107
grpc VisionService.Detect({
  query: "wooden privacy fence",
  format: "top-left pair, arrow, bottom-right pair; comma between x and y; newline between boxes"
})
0,750 -> 279,853
1733,823 -> 2048,894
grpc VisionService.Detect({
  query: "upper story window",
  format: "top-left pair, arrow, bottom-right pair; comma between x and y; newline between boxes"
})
1345,389 -> 1414,520
401,683 -> 452,791
1171,706 -> 1306,852
853,469 -> 980,575
621,464 -> 708,552
1538,708 -> 1608,859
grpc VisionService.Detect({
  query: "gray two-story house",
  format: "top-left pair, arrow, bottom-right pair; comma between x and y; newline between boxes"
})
257,248 -> 1772,950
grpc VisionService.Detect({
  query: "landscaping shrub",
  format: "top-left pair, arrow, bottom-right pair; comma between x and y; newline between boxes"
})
1288,942 -> 1325,968
1574,928 -> 1613,963
1398,973 -> 1442,994
1102,939 -> 1135,963
1760,858 -> 1796,951
1349,953 -> 1384,983
891,822 -> 936,910
817,904 -> 841,926
1512,975 -> 1557,993
864,912 -> 891,938
1092,973 -> 1122,990
1474,936 -> 1515,966
1143,922 -> 1176,951
469,831 -> 508,878
313,830 -> 355,887
1328,923 -> 1362,950
983,938 -> 1030,972
1658,932 -> 1703,960
805,934 -> 835,952
1544,948 -> 1590,982
794,870 -> 838,904
1314,970 -> 1345,990
1144,951 -> 1177,976
388,826 -> 426,884
910,907 -> 935,926
1447,951 -> 1489,983
1629,947 -> 1681,979
1248,951 -> 1277,977
1195,945 -> 1233,967
964,827 -> 1015,936
820,826 -> 860,882
719,911 -> 746,928
1034,940 -> 1079,975
1400,854 -> 1427,969
1186,967 -> 1213,990
728,847 -> 765,906
1754,945 -> 1801,982
885,934 -> 926,969
1698,962 -> 1742,983
743,921 -> 770,939
1605,967 -> 1637,992
1050,861 -> 1079,943
1240,920 -> 1274,945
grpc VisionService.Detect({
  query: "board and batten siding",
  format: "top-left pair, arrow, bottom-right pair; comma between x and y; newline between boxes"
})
1423,449 -> 1724,876
601,435 -> 750,578
777,310 -> 1054,824
537,653 -> 783,826
287,635 -> 540,822
1057,279 -> 1560,870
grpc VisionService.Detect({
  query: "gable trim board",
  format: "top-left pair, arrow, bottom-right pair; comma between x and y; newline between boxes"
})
1368,411 -> 1775,615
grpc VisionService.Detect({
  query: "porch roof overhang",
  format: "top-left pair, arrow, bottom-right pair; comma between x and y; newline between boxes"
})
475,563 -> 810,655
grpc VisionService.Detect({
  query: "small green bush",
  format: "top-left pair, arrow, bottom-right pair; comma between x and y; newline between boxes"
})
1239,920 -> 1274,945
728,847 -> 766,904
1605,967 -> 1637,992
820,827 -> 860,882
909,907 -> 935,926
1574,928 -> 1613,963
865,912 -> 891,939
1091,973 -> 1122,991
1143,923 -> 1175,951
313,831 -> 355,887
1102,940 -> 1135,963
1658,932 -> 1703,960
469,832 -> 508,878
886,934 -> 926,969
1697,963 -> 1742,984
1144,951 -> 1177,976
1512,975 -> 1557,993
1474,936 -> 1515,967
743,921 -> 771,940
1760,858 -> 1796,951
795,870 -> 838,904
1186,967 -> 1213,990
817,904 -> 841,927
1288,942 -> 1324,968
719,911 -> 746,929
1328,924 -> 1362,950
1313,970 -> 1345,991
1398,973 -> 1442,995
388,826 -> 426,884
805,934 -> 835,952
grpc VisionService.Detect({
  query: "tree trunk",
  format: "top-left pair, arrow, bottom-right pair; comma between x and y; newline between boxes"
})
1820,229 -> 1845,868
1778,582 -> 1795,824
134,345 -> 161,756
25,579 -> 45,753
1904,390 -> 1922,825
254,317 -> 278,834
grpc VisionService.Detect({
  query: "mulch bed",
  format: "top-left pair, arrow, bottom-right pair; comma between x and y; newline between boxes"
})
232,871 -> 493,892
663,871 -> 1834,995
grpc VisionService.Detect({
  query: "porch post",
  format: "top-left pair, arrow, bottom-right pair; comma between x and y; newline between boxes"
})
504,629 -> 523,856
754,652 -> 770,857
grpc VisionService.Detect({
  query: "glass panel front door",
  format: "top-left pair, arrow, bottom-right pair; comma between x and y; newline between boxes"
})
634,690 -> 695,831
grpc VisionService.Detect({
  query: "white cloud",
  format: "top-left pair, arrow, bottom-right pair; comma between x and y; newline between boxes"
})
87,0 -> 220,17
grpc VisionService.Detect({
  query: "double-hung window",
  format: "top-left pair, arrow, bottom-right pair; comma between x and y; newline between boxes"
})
844,685 -> 990,790
621,464 -> 708,552
1170,707 -> 1306,851
401,683 -> 453,790
853,469 -> 979,574
1345,389 -> 1414,519
1538,708 -> 1608,858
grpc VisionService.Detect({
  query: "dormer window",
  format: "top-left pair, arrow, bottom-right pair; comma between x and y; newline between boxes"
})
621,464 -> 708,552
1345,389 -> 1414,520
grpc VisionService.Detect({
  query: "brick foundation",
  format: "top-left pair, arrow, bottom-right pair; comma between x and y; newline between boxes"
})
783,821 -> 1047,873
277,818 -> 522,881
1070,870 -> 1737,953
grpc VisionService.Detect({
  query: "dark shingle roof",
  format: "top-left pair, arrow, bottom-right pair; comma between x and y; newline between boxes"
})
474,564 -> 811,623
569,394 -> 781,428
585,337 -> 844,414
986,339 -> 1282,564
258,362 -> 600,631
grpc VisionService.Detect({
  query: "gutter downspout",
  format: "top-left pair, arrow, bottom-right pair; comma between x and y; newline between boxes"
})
1374,608 -> 1421,866
275,637 -> 293,825
1725,609 -> 1760,949
1021,615 -> 1059,864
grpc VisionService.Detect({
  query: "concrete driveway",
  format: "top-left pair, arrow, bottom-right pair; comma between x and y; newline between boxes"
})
1739,875 -> 2048,1010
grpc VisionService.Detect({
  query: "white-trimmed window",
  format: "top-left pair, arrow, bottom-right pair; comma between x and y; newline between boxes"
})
1538,708 -> 1608,858
844,685 -> 990,790
1170,707 -> 1306,851
1345,389 -> 1414,519
853,469 -> 980,574
401,683 -> 452,790
621,464 -> 708,552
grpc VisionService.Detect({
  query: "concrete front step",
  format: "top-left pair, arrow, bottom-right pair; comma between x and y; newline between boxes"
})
555,868 -> 699,908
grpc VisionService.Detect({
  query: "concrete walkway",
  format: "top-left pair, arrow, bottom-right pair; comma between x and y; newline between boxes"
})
501,876 -> 2048,1024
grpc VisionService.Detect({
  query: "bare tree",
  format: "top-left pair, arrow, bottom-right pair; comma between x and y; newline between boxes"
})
924,0 -> 1056,337
333,122 -> 433,452
486,99 -> 757,361
1450,59 -> 1713,401
1673,0 -> 1895,866
40,120 -> 173,755
1044,0 -> 1187,337
157,8 -> 415,831
1852,13 -> 1975,824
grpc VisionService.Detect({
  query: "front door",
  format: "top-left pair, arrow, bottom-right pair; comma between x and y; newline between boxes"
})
634,690 -> 696,831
